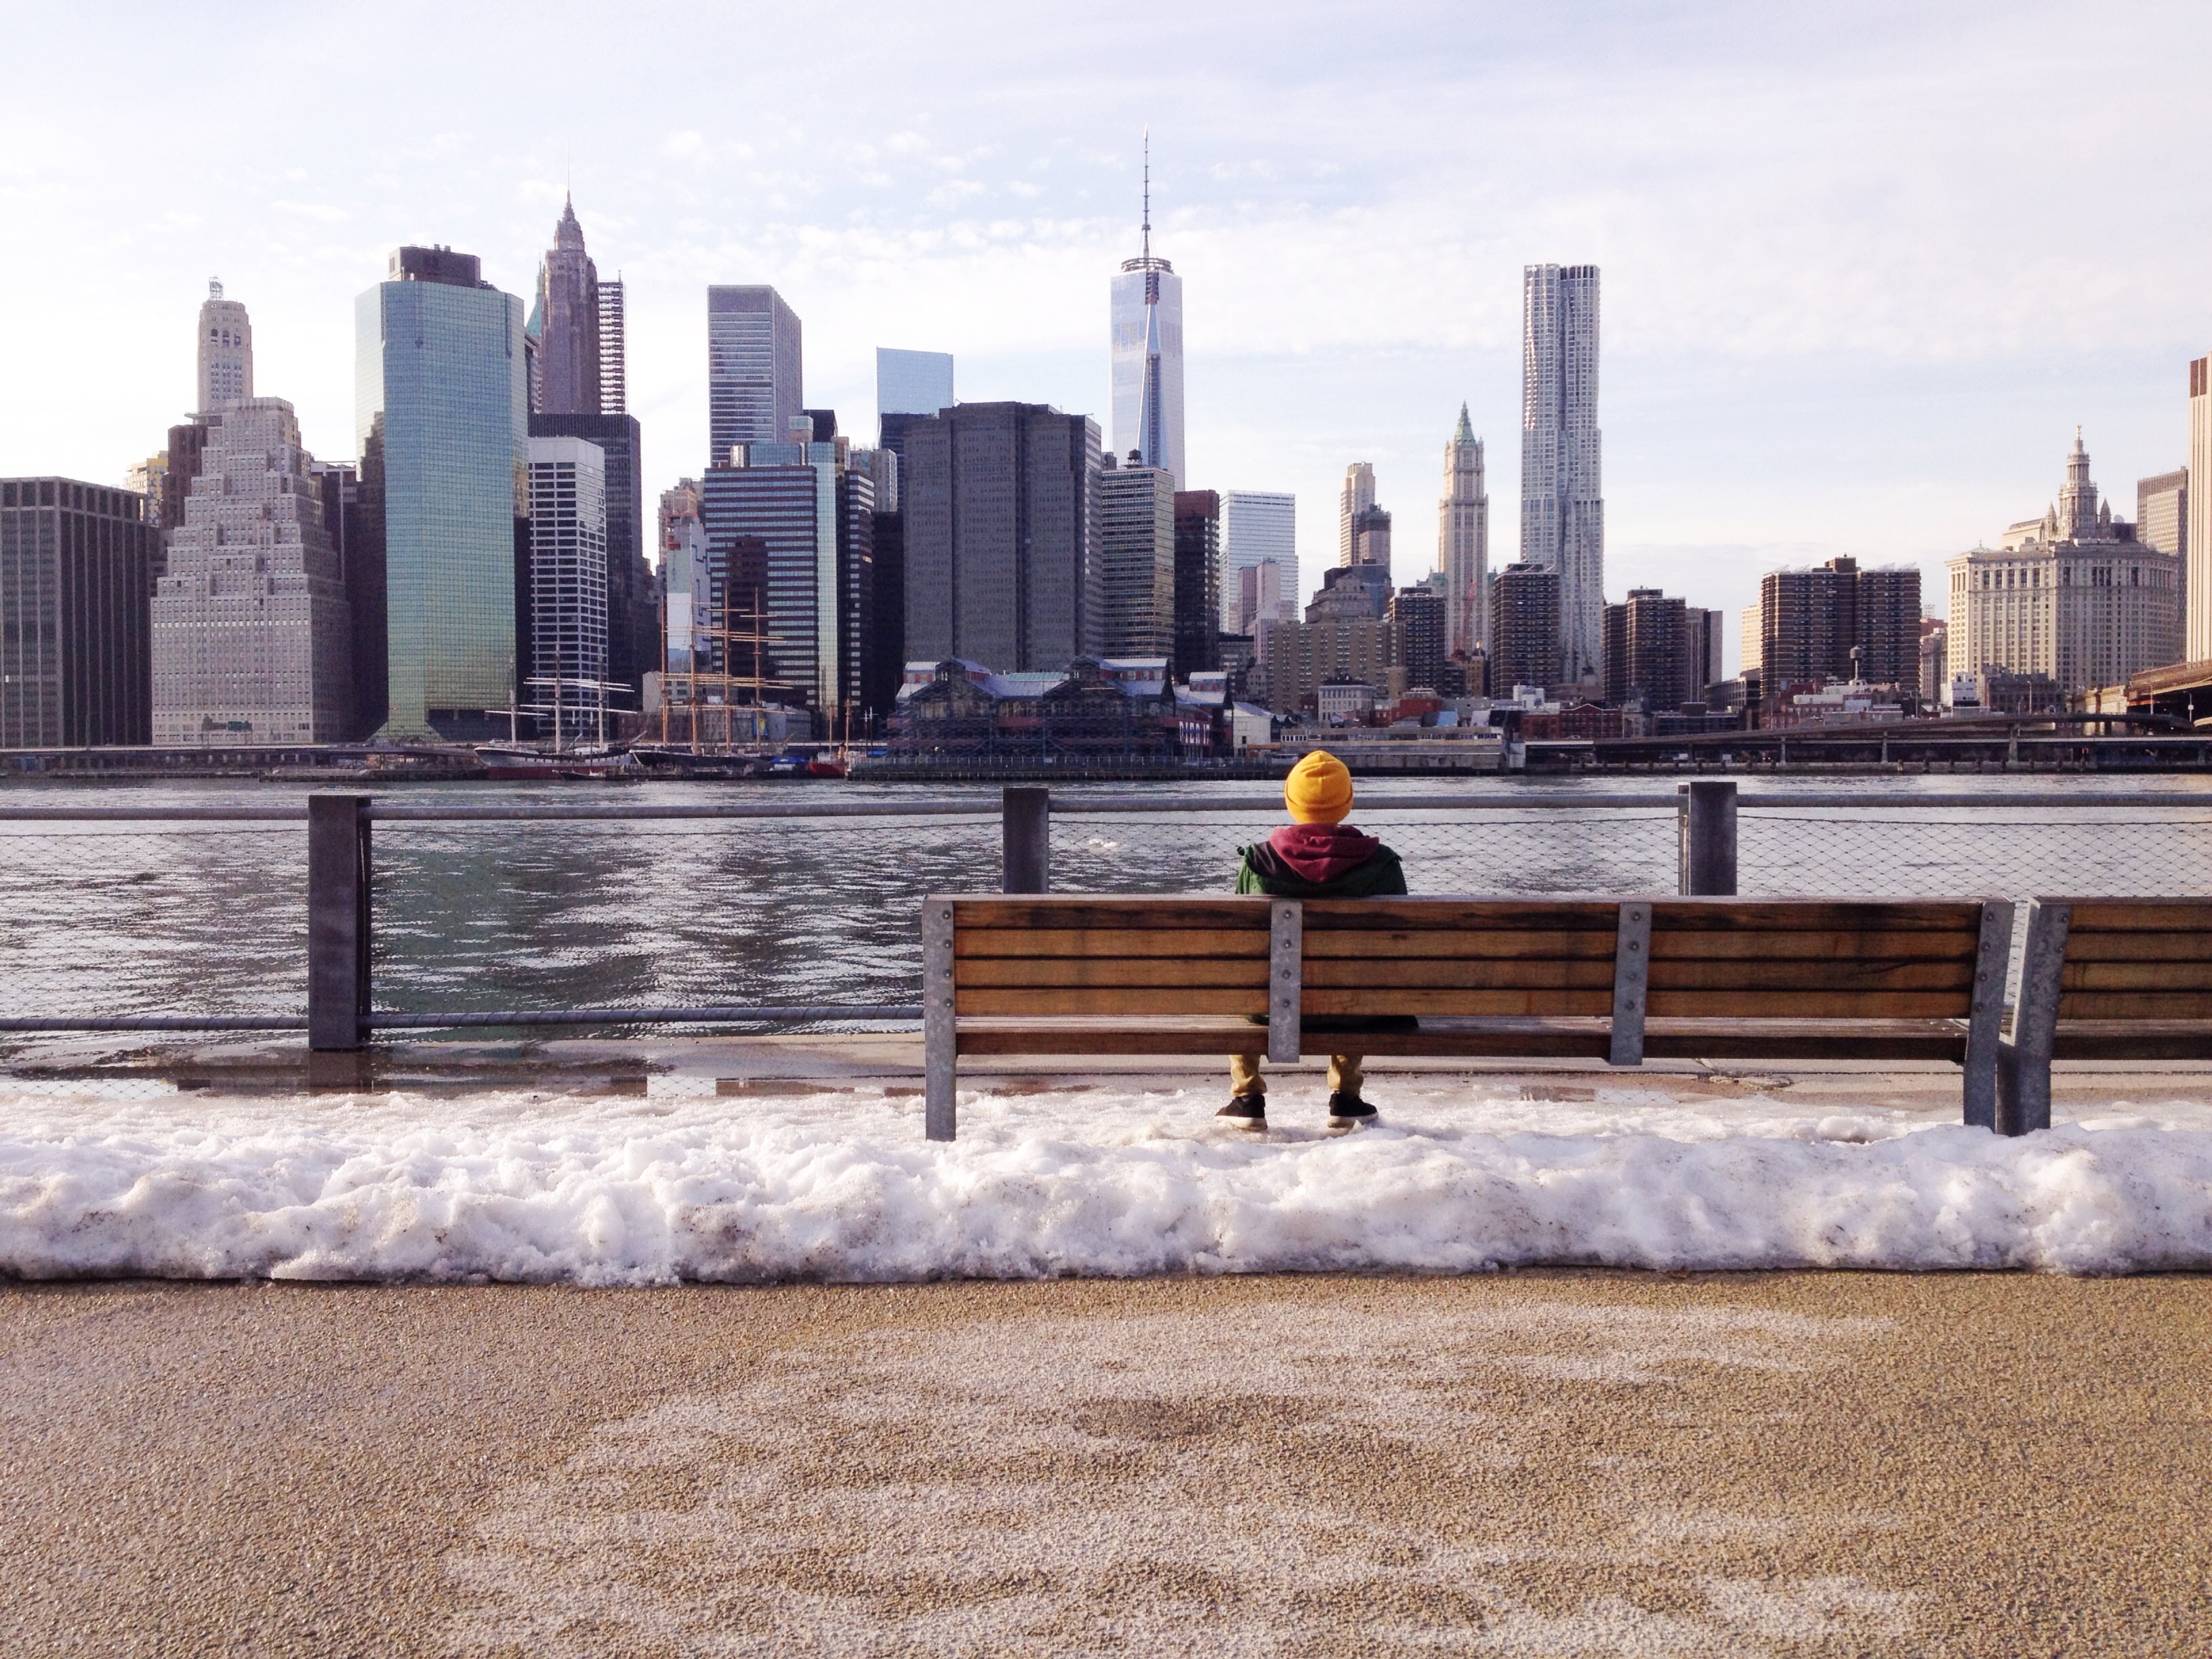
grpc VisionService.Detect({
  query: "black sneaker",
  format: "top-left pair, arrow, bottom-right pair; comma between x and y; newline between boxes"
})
1326,1093 -> 1378,1133
1216,1095 -> 1267,1130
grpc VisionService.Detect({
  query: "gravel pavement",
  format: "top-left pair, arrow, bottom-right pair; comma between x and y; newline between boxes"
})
0,1271 -> 2204,1656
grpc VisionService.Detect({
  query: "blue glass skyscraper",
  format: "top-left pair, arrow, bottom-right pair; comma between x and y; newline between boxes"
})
356,247 -> 528,740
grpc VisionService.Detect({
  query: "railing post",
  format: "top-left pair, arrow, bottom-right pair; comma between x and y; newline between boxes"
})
1002,785 -> 1050,894
308,793 -> 371,1050
1678,779 -> 1738,896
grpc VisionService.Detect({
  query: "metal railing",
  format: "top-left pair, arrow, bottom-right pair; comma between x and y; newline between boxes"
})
1,781 -> 2208,1042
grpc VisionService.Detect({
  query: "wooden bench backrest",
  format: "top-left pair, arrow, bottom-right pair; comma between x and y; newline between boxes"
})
950,897 -> 1272,1018
2055,899 -> 2212,1022
1646,899 -> 1986,1020
1303,899 -> 1620,1017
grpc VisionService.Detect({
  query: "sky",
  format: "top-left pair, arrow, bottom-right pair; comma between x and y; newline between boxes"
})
4,0 -> 2209,669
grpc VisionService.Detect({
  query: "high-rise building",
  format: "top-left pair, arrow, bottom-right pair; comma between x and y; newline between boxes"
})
1946,434 -> 2181,693
1919,617 -> 1948,704
1252,614 -> 1401,716
2192,357 -> 2212,660
1109,138 -> 1185,485
1097,458 -> 1175,658
1489,562 -> 1561,693
1220,491 -> 1295,632
1601,588 -> 1702,711
356,245 -> 528,741
1439,405 -> 1489,657
523,436 -> 609,742
1172,489 -> 1221,683
2139,468 -> 2187,562
1684,606 -> 1725,693
708,286 -> 802,464
309,455 -> 380,737
903,401 -> 1100,673
1338,463 -> 1376,565
597,278 -> 626,415
1759,556 -> 1920,689
1349,504 -> 1392,577
532,411 -> 650,712
1236,558 -> 1288,634
152,398 -> 352,745
1521,263 -> 1603,688
701,428 -> 874,728
535,197 -> 601,417
197,279 -> 252,414
1306,563 -> 1392,623
878,348 -> 954,421
1391,583 -> 1446,693
124,453 -> 168,514
867,504 -> 905,721
0,479 -> 158,746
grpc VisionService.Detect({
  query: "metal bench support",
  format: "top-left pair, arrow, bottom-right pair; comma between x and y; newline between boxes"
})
307,793 -> 371,1051
1961,899 -> 2015,1129
1998,899 -> 2069,1136
1608,901 -> 1651,1066
923,897 -> 958,1141
1268,899 -> 1303,1065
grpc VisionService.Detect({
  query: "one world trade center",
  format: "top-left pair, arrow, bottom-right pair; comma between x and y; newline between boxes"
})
1109,133 -> 1185,487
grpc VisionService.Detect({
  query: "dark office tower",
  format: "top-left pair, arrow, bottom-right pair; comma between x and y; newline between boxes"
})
531,411 -> 650,709
1390,583 -> 1446,693
0,480 -> 159,745
161,418 -> 214,534
310,457 -> 382,736
903,401 -> 1102,673
700,430 -> 873,731
1349,504 -> 1393,577
1601,587 -> 1688,709
535,196 -> 601,417
1172,489 -> 1221,682
1489,562 -> 1561,694
707,286 -> 802,464
867,507 -> 905,718
597,278 -> 626,414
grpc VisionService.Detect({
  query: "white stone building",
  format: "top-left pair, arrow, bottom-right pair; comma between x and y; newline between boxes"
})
527,436 -> 609,743
1437,404 -> 1489,655
152,398 -> 351,744
197,279 -> 252,414
1946,434 -> 2182,695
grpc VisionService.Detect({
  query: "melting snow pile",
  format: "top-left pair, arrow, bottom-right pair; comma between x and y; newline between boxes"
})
1,1081 -> 2208,1282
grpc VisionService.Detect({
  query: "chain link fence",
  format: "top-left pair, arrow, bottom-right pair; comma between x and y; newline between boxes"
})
0,823 -> 306,1023
4,792 -> 2211,1037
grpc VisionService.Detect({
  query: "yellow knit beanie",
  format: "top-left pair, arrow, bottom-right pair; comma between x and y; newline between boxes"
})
1284,751 -> 1354,825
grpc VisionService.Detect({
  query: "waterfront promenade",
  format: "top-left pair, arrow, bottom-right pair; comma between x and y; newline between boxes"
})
2,1262 -> 2204,1656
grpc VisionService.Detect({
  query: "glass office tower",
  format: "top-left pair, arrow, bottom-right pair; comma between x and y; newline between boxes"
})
707,287 -> 802,464
876,348 -> 954,419
356,247 -> 528,741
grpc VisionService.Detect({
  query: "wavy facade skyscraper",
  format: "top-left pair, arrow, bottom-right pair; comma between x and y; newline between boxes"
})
1520,264 -> 1603,689
1110,136 -> 1184,486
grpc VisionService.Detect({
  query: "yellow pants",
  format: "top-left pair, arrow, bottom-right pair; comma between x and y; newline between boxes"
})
1229,1053 -> 1364,1099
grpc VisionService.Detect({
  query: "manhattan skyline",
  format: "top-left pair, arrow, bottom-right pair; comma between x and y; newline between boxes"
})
3,1 -> 2208,672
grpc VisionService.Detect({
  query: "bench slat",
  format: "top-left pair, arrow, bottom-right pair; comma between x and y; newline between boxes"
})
1304,958 -> 1617,989
957,987 -> 1268,1017
1652,901 -> 1983,932
1648,960 -> 1976,991
2062,960 -> 2212,991
2062,933 -> 2212,963
955,928 -> 1269,960
956,958 -> 1270,989
2060,901 -> 2212,933
1302,900 -> 1620,930
2049,1020 -> 2212,1060
2057,991 -> 2212,1019
1303,989 -> 1615,1017
951,899 -> 1269,930
1303,930 -> 1618,961
1648,929 -> 1978,962
956,1016 -> 1269,1057
1649,989 -> 1971,1017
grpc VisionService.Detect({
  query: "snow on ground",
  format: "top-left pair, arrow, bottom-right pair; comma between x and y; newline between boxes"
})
0,1078 -> 2209,1283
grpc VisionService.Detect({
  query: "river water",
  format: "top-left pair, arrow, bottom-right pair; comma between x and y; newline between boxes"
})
3,774 -> 2211,1027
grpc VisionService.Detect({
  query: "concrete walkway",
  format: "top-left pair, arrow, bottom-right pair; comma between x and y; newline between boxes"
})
0,1271 -> 2204,1656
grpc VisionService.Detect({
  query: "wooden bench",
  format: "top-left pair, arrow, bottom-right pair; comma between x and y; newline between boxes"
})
2000,897 -> 2212,1134
921,894 -> 2015,1141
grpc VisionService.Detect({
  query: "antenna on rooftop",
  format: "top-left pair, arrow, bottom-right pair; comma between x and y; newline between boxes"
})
1141,126 -> 1151,262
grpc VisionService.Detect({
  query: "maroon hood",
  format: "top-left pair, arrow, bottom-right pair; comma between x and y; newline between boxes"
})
1267,823 -> 1383,885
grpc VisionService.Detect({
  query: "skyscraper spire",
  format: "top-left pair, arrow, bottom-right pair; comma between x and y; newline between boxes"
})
1110,129 -> 1184,484
1141,126 -> 1151,262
